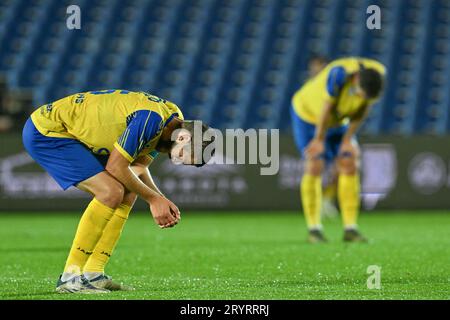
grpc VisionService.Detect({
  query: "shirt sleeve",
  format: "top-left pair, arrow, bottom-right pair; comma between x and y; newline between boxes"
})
114,110 -> 163,162
326,66 -> 346,98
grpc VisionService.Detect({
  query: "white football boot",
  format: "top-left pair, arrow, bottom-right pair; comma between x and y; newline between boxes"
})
55,274 -> 110,294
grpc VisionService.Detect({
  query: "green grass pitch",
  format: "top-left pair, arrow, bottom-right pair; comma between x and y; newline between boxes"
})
0,211 -> 448,300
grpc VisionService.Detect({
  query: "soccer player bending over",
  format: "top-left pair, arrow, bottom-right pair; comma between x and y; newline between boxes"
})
22,90 -> 215,293
290,57 -> 386,243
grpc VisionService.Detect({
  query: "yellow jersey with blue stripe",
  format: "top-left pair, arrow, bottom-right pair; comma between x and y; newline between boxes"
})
30,89 -> 184,162
292,57 -> 386,127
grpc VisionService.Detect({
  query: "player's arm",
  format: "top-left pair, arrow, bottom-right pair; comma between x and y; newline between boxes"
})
131,155 -> 181,216
106,151 -> 159,201
106,111 -> 179,228
131,154 -> 165,197
343,103 -> 370,142
107,149 -> 179,228
305,66 -> 346,159
314,100 -> 335,141
339,103 -> 371,158
304,101 -> 335,159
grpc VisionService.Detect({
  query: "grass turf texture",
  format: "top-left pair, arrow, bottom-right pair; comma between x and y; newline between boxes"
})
0,212 -> 448,300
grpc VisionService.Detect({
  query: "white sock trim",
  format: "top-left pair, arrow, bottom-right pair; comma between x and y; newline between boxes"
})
309,225 -> 323,231
61,272 -> 80,282
83,272 -> 104,280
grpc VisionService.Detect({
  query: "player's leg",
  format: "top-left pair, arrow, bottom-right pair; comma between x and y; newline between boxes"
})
56,172 -> 125,293
61,171 -> 126,281
302,156 -> 327,242
334,138 -> 367,242
22,118 -> 119,293
290,107 -> 326,242
83,188 -> 137,291
84,190 -> 136,273
321,162 -> 339,218
83,164 -> 150,290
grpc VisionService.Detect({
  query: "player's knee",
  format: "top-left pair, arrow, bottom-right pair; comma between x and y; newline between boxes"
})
338,156 -> 358,175
305,159 -> 324,176
97,183 -> 125,209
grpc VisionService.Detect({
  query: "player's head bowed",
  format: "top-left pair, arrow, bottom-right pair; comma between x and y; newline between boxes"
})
157,117 -> 216,167
357,68 -> 385,99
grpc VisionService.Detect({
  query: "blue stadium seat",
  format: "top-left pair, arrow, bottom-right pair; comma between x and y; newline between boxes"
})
0,0 -> 449,134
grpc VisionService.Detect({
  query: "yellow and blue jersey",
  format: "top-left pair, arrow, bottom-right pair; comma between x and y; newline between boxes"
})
23,89 -> 184,190
292,57 -> 386,127
30,89 -> 184,162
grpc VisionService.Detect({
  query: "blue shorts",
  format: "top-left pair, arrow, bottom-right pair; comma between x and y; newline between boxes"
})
22,118 -> 108,190
290,106 -> 348,162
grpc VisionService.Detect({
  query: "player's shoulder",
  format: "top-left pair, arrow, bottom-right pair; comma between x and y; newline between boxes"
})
332,57 -> 386,75
323,57 -> 357,75
165,100 -> 184,120
325,56 -> 385,75
129,91 -> 184,121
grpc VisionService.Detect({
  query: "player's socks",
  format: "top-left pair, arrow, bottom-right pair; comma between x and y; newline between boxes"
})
63,198 -> 115,275
338,173 -> 360,228
83,203 -> 131,273
323,182 -> 337,201
301,173 -> 322,230
83,271 -> 103,280
321,181 -> 339,218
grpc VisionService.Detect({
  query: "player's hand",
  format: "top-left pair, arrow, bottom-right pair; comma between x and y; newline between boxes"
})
339,138 -> 359,158
304,138 -> 325,159
166,198 -> 181,221
148,196 -> 180,228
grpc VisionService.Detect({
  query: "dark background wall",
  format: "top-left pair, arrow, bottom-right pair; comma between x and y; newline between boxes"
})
2,133 -> 450,211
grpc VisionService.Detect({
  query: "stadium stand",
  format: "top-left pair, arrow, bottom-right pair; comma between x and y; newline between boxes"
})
0,0 -> 449,134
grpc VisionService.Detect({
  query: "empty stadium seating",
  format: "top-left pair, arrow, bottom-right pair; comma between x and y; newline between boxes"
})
0,0 -> 449,134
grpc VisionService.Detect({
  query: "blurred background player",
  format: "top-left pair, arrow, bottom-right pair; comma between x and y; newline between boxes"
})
22,89 -> 215,293
305,55 -> 339,219
291,57 -> 386,243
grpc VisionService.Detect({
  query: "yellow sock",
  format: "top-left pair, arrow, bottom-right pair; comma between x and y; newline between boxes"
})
63,198 -> 115,274
301,174 -> 322,229
338,174 -> 360,229
83,204 -> 132,273
323,182 -> 337,201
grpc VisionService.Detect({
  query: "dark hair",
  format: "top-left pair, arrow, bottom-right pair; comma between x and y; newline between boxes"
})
359,68 -> 384,98
181,120 -> 216,167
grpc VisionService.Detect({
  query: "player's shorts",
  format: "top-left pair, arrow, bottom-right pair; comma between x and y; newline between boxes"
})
290,105 -> 349,163
22,117 -> 108,190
